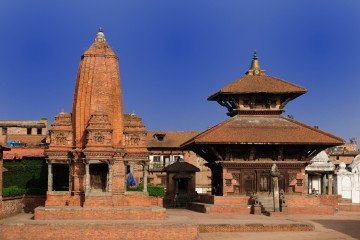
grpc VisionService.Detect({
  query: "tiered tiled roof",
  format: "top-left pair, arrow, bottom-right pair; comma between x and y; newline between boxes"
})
208,75 -> 307,101
182,115 -> 344,147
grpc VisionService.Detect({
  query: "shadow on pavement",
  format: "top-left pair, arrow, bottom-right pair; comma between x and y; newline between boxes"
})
313,220 -> 360,239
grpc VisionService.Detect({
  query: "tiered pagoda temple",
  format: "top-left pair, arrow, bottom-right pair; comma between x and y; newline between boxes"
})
182,53 -> 344,197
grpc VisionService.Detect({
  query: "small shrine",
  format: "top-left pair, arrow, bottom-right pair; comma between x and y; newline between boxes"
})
335,155 -> 360,203
164,160 -> 199,207
305,151 -> 335,195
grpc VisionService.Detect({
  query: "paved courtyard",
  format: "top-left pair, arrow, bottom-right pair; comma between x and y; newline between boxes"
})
1,209 -> 359,239
166,209 -> 360,240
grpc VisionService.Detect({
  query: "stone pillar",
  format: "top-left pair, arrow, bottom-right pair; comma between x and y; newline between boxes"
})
129,161 -> 135,174
272,176 -> 280,212
322,174 -> 327,195
68,163 -> 72,192
0,150 -> 3,204
271,164 -> 280,212
328,174 -> 333,195
143,162 -> 148,193
85,162 -> 90,194
47,161 -> 53,192
112,158 -> 126,194
304,173 -> 309,195
108,163 -> 113,193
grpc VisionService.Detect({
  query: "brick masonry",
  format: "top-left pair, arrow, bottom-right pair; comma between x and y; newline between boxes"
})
0,222 -> 199,240
34,206 -> 166,220
1,195 -> 45,219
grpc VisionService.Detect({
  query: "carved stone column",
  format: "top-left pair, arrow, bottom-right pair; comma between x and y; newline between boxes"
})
304,173 -> 309,195
322,174 -> 327,195
47,161 -> 53,192
328,174 -> 333,195
272,176 -> 280,212
85,162 -> 90,194
271,164 -> 280,212
143,162 -> 148,193
68,163 -> 72,192
108,162 -> 113,193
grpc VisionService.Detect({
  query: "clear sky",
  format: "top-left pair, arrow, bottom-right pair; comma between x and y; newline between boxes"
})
0,1 -> 359,142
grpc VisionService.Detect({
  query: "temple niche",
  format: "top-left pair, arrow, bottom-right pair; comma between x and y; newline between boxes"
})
182,52 -> 344,202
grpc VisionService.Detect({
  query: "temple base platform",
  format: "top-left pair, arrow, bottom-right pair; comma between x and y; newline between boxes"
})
45,191 -> 163,208
0,214 -> 198,240
35,206 -> 166,220
187,194 -> 340,215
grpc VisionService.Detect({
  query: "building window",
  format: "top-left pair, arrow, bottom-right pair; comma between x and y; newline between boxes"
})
154,133 -> 165,141
27,128 -> 32,135
153,156 -> 161,163
37,128 -> 42,135
336,156 -> 340,160
2,127 -> 7,135
163,155 -> 170,166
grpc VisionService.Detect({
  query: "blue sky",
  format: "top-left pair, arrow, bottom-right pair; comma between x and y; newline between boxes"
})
0,1 -> 359,142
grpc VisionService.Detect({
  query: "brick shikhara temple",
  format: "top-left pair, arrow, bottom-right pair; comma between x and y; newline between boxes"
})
182,52 -> 344,198
43,29 -> 152,208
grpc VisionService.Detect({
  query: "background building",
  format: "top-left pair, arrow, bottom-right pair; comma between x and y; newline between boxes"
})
147,131 -> 211,193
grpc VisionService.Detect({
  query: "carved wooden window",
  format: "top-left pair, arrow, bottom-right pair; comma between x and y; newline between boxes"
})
225,179 -> 232,186
259,175 -> 269,192
244,174 -> 255,194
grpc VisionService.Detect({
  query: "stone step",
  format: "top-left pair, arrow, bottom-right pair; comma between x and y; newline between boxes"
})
34,206 -> 166,220
1,217 -> 198,240
187,202 -> 250,214
257,197 -> 275,213
338,198 -> 352,203
283,206 -> 335,215
338,203 -> 360,211
83,196 -> 114,208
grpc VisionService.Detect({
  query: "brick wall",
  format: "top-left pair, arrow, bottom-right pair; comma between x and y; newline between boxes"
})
0,195 -> 45,219
0,222 -> 199,240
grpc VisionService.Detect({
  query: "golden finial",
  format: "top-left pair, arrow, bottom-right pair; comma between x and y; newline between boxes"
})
95,27 -> 106,42
246,51 -> 264,76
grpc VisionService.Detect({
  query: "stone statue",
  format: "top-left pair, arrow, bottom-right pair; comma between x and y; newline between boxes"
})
270,163 -> 280,177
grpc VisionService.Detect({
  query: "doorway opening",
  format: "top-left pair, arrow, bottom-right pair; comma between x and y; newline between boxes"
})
53,164 -> 69,191
90,164 -> 108,192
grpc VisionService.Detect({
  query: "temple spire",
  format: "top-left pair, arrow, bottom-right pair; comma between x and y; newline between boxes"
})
246,51 -> 266,76
95,27 -> 106,42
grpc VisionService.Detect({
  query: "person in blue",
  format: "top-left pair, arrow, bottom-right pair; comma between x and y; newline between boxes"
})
126,172 -> 137,187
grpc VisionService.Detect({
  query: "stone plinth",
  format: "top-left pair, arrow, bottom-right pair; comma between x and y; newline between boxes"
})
34,206 -> 166,220
0,219 -> 198,240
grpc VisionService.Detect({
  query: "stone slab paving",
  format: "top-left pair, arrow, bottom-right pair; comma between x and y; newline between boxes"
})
1,210 -> 359,239
177,210 -> 359,240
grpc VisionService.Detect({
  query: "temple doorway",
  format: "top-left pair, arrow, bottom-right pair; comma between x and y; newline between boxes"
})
90,164 -> 108,192
177,178 -> 189,194
53,164 -> 69,191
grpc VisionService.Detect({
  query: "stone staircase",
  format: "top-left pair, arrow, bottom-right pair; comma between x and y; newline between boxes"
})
83,195 -> 114,208
337,197 -> 360,211
257,195 -> 274,214
187,194 -> 250,214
